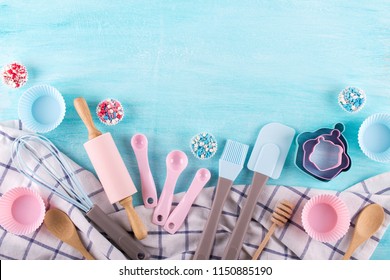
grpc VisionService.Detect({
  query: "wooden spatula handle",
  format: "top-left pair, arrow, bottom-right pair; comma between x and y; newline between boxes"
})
74,97 -> 102,140
119,196 -> 148,240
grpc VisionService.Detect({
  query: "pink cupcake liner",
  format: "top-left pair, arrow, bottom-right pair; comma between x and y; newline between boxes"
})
301,194 -> 350,243
0,187 -> 46,236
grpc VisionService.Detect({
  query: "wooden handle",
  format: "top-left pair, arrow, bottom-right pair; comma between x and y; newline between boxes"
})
77,244 -> 96,260
68,229 -> 96,260
342,248 -> 354,260
74,97 -> 102,140
119,196 -> 148,240
342,235 -> 365,260
252,223 -> 277,260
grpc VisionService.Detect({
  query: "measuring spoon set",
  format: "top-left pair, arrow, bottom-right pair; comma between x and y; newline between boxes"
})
131,133 -> 211,234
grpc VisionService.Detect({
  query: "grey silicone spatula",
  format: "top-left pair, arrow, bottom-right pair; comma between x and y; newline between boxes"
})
193,140 -> 249,260
222,123 -> 295,260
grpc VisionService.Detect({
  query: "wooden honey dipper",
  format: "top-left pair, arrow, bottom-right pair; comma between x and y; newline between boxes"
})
252,200 -> 294,260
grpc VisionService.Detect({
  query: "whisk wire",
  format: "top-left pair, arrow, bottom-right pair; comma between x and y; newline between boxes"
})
12,134 -> 93,213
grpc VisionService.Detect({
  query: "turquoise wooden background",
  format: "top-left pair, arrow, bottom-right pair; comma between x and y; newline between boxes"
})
1,0 -> 389,259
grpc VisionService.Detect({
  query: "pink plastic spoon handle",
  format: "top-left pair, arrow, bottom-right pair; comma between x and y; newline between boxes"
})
164,168 -> 211,234
153,150 -> 188,226
140,165 -> 158,208
153,172 -> 181,225
131,134 -> 158,208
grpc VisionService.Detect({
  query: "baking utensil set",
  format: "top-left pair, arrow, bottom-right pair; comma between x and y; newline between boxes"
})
5,94 -> 387,260
11,134 -> 149,260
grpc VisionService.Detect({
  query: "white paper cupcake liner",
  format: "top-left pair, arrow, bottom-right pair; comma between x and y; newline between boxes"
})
18,85 -> 66,133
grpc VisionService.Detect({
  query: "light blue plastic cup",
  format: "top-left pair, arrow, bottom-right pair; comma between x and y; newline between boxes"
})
358,113 -> 390,162
18,85 -> 66,133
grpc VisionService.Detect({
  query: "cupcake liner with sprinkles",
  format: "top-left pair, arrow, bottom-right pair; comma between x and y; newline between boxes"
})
1,62 -> 28,88
338,86 -> 366,113
190,132 -> 217,160
96,98 -> 124,125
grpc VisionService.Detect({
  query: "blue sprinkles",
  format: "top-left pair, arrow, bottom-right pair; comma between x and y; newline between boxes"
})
338,86 -> 366,113
190,132 -> 217,160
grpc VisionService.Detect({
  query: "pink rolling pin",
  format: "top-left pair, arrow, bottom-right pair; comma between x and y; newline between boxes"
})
131,133 -> 158,208
164,168 -> 211,234
74,97 -> 147,240
153,150 -> 188,226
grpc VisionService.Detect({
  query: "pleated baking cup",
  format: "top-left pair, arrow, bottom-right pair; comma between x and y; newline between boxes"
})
301,194 -> 350,243
358,113 -> 390,163
18,85 -> 66,133
0,187 -> 46,236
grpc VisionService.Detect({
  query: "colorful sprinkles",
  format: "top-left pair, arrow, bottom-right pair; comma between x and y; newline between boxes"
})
190,132 -> 217,160
1,62 -> 28,88
96,98 -> 124,125
338,86 -> 366,113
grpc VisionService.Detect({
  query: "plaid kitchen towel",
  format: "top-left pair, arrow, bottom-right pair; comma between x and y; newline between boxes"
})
1,120 -> 390,260
137,176 -> 390,260
0,120 -> 127,260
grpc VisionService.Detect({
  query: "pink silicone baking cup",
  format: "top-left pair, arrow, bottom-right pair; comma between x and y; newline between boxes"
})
301,194 -> 350,243
0,187 -> 46,236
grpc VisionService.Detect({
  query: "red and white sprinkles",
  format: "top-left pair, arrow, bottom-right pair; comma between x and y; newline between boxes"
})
1,62 -> 28,88
96,98 -> 124,125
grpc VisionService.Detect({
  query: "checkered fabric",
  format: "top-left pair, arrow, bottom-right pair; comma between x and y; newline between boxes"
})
1,120 -> 389,260
0,120 -> 127,260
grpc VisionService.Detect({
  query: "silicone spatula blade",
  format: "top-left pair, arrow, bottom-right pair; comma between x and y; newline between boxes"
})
248,123 -> 295,179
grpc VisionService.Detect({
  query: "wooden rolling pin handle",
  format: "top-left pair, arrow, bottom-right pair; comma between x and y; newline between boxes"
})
119,196 -> 148,240
74,97 -> 102,140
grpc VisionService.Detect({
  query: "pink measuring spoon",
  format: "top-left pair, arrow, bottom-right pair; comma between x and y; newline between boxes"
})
152,150 -> 188,226
164,168 -> 211,234
131,133 -> 158,208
